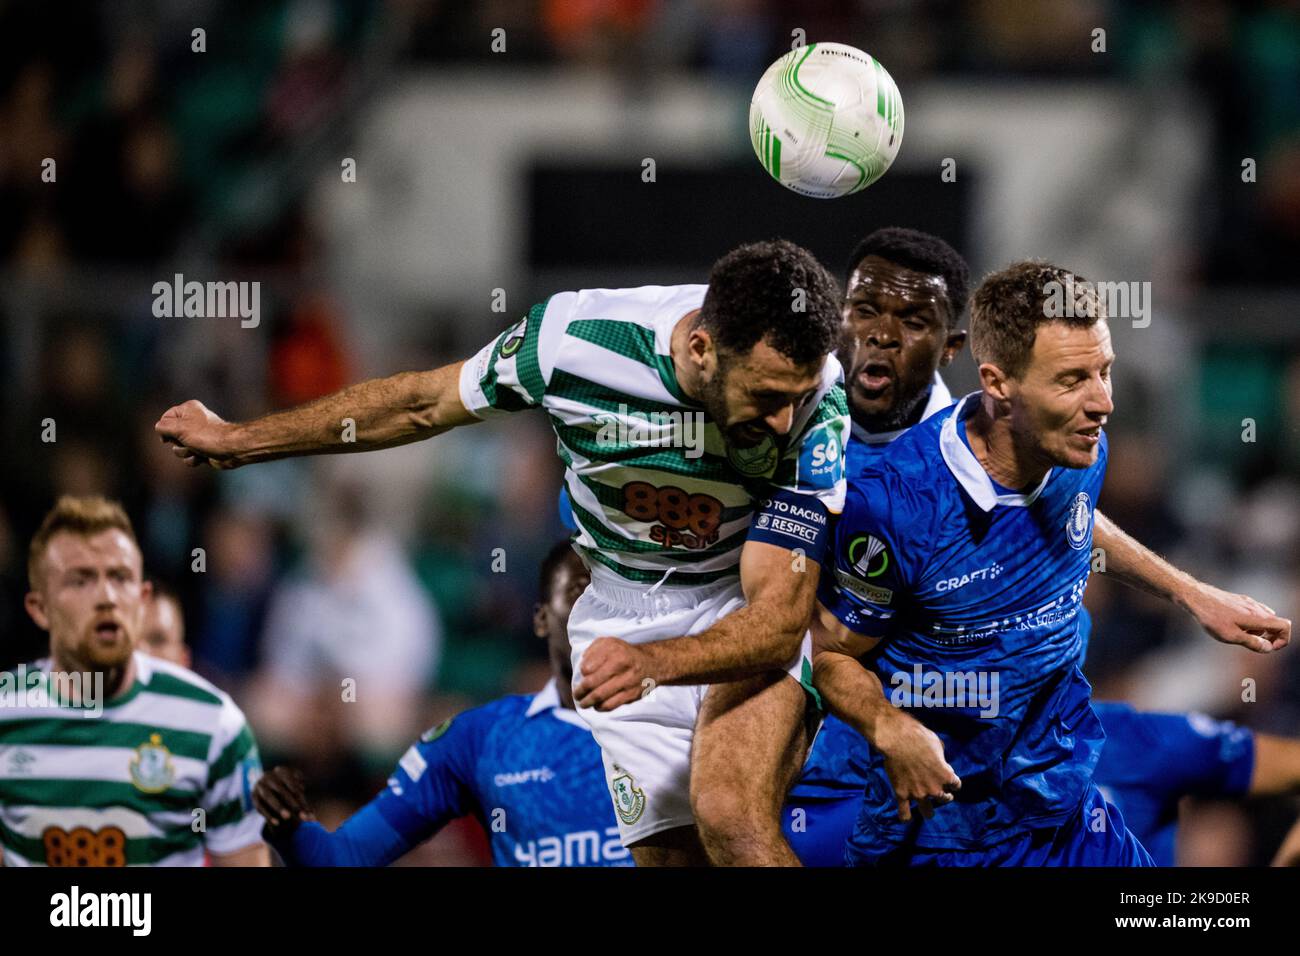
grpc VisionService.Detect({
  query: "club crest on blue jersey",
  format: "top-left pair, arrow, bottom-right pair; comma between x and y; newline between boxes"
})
1065,492 -> 1093,550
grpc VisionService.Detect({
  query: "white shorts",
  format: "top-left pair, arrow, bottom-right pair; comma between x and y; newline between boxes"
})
569,565 -> 813,847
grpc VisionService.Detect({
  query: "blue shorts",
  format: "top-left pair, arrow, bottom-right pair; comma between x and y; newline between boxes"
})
782,794 -> 860,867
880,784 -> 1155,867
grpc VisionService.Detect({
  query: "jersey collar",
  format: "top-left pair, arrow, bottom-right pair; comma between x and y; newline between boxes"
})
939,392 -> 1053,512
850,372 -> 953,446
525,678 -> 591,730
524,678 -> 562,717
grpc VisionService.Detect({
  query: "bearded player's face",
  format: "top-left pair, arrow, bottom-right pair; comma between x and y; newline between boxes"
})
29,530 -> 148,673
701,337 -> 823,449
1007,320 -> 1115,471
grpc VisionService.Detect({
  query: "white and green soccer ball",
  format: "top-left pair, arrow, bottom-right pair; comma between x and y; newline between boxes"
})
749,42 -> 904,199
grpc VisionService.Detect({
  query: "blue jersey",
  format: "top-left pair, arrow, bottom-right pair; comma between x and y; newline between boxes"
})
819,392 -> 1107,862
380,681 -> 631,866
1091,702 -> 1254,866
280,680 -> 631,867
844,375 -> 953,481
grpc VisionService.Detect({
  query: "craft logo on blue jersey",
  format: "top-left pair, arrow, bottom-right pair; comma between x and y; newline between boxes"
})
499,318 -> 527,358
610,767 -> 645,825
128,734 -> 175,794
848,534 -> 890,578
726,434 -> 779,477
1066,492 -> 1093,550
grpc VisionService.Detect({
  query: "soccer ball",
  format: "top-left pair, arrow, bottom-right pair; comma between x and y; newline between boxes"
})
749,42 -> 904,199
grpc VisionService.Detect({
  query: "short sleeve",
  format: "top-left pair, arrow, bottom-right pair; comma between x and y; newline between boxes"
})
374,706 -> 489,839
458,298 -> 555,418
768,378 -> 850,515
201,698 -> 266,855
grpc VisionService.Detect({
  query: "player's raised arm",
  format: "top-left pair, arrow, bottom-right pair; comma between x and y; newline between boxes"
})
1093,510 -> 1291,653
154,361 -> 478,469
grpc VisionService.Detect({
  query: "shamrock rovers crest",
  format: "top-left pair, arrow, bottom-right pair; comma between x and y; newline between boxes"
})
611,767 -> 645,826
129,733 -> 175,793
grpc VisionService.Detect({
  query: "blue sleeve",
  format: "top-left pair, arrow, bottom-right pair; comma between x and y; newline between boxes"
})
1167,712 -> 1255,798
282,804 -> 414,867
1098,705 -> 1255,799
815,474 -> 920,639
373,707 -> 490,839
277,706 -> 491,867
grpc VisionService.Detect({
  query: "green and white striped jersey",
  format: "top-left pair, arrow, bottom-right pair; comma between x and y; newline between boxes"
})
0,652 -> 263,867
458,284 -> 849,585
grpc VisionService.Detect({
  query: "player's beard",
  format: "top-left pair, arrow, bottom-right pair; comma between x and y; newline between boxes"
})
852,379 -> 929,434
700,359 -> 769,449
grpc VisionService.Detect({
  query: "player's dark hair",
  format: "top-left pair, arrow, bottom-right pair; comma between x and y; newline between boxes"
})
969,260 -> 1104,379
538,539 -> 579,601
844,227 -> 970,326
697,239 -> 841,366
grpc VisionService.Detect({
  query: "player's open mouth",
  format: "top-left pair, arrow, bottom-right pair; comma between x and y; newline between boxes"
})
856,363 -> 894,395
1074,426 -> 1101,445
93,620 -> 123,641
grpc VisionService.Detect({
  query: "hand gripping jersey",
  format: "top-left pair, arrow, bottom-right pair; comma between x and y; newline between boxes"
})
818,392 -> 1107,861
459,286 -> 849,584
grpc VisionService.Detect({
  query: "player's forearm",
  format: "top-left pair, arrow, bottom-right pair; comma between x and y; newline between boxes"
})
644,600 -> 806,685
231,365 -> 469,464
812,650 -> 898,746
275,804 -> 414,867
1093,510 -> 1198,606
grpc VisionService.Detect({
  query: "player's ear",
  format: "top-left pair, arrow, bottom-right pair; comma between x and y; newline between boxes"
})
24,591 -> 50,632
532,602 -> 548,640
978,362 -> 1012,402
687,327 -> 715,372
940,329 -> 967,366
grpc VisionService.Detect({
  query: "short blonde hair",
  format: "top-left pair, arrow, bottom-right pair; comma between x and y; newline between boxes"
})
28,495 -> 139,589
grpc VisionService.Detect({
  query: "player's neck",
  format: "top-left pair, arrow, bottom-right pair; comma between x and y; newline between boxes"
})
967,400 -> 1049,492
49,649 -> 136,702
670,310 -> 704,400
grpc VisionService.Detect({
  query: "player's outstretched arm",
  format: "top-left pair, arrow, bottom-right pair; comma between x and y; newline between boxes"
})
1093,510 -> 1291,653
574,541 -> 817,710
811,603 -> 961,823
254,766 -> 415,867
155,361 -> 479,469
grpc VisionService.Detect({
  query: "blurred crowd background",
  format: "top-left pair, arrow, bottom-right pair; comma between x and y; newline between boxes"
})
1,0 -> 1297,865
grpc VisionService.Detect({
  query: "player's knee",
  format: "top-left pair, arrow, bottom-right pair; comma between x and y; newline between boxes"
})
691,784 -> 774,844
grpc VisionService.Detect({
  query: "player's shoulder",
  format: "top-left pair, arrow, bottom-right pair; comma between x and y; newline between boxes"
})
565,284 -> 706,327
134,652 -> 232,711
843,413 -> 949,528
416,693 -> 533,747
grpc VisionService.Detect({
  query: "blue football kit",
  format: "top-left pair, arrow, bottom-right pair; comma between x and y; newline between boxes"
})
273,680 -> 633,867
1090,702 -> 1254,865
815,391 -> 1152,865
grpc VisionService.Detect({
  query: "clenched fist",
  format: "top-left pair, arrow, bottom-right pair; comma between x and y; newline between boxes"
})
154,399 -> 243,469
